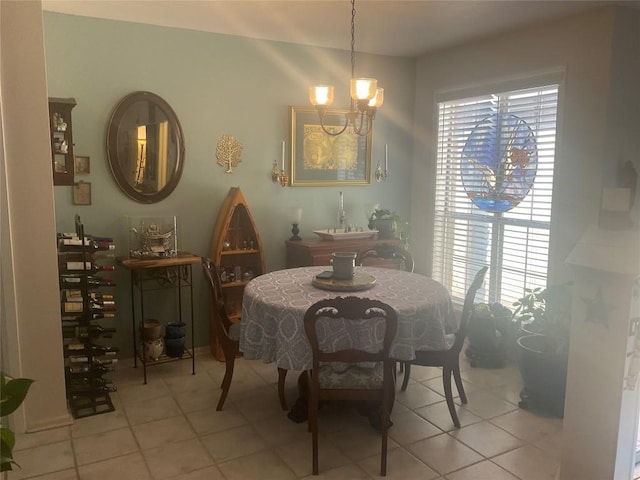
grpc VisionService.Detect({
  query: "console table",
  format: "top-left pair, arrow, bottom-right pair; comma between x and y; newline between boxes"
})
285,237 -> 402,268
118,252 -> 200,384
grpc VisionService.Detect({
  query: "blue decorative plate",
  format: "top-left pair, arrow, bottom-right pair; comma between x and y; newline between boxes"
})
461,113 -> 538,213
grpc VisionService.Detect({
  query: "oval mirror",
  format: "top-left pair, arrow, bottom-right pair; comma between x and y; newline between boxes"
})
106,91 -> 185,203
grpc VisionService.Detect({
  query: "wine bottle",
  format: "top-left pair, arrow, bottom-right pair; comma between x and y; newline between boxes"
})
60,275 -> 116,288
67,356 -> 118,366
62,325 -> 116,339
61,312 -> 116,323
58,237 -> 115,252
65,343 -> 118,356
67,363 -> 115,374
67,384 -> 117,394
61,261 -> 115,274
66,375 -> 112,386
63,290 -> 114,302
61,301 -> 116,314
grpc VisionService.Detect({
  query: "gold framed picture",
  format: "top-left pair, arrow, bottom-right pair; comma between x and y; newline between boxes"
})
72,182 -> 92,205
74,155 -> 90,175
289,106 -> 371,186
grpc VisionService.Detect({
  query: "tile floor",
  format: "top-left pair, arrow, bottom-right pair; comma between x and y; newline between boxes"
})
9,350 -> 564,480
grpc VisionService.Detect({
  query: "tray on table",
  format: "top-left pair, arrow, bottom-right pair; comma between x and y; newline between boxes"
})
311,272 -> 376,292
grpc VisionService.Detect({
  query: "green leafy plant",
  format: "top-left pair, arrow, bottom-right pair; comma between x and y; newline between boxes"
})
1,371 -> 34,472
512,283 -> 572,353
368,208 -> 410,249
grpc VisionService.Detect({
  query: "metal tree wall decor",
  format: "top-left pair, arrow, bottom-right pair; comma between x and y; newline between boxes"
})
216,134 -> 243,174
461,113 -> 538,213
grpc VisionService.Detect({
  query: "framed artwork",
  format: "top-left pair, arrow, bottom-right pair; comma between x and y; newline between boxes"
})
74,155 -> 91,175
72,182 -> 92,205
289,106 -> 371,186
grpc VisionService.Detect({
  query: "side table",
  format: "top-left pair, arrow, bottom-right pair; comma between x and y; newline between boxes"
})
118,252 -> 200,384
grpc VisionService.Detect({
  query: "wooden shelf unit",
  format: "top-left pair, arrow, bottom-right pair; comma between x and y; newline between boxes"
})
209,187 -> 265,361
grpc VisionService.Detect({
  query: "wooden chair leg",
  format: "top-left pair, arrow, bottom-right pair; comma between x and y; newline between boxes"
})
400,363 -> 411,391
452,363 -> 467,404
442,366 -> 460,428
217,353 -> 236,411
309,377 -> 319,475
277,367 -> 288,410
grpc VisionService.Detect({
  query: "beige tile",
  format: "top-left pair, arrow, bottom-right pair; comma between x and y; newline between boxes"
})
14,425 -> 71,451
142,438 -> 213,480
132,415 -> 195,450
533,429 -> 564,459
73,427 -> 139,465
229,384 -> 286,422
162,370 -> 215,394
116,379 -> 172,404
444,460 -> 519,480
400,365 -> 443,383
186,406 -> 247,435
20,469 -> 78,480
489,409 -> 562,443
359,447 -> 440,479
166,465 -> 225,480
252,411 -> 310,447
298,462 -> 371,479
200,425 -> 267,463
485,383 -> 524,406
449,421 -> 524,458
76,452 -> 151,480
459,390 -> 518,419
123,394 -> 182,425
70,408 -> 129,438
420,376 -> 480,399
460,365 -> 518,388
172,383 -> 222,414
395,382 -> 445,410
388,410 -> 442,445
414,400 -> 483,432
276,434 -> 352,477
9,440 -> 74,479
406,433 -> 484,475
218,450 -> 297,480
325,421 -> 399,461
492,444 -> 560,480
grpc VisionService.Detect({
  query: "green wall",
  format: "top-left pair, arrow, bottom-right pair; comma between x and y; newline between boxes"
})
43,12 -> 416,357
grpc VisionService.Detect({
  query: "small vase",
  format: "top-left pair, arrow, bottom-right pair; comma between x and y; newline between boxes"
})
144,338 -> 164,361
165,336 -> 185,358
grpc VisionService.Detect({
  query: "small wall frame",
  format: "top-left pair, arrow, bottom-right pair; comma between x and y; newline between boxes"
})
72,181 -> 92,205
74,155 -> 91,175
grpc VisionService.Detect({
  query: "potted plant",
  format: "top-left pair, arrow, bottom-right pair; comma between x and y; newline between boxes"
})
512,283 -> 572,417
368,208 -> 409,248
1,370 -> 34,472
465,302 -> 513,368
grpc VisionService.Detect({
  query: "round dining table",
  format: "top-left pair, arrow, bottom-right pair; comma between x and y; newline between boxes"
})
240,266 -> 457,371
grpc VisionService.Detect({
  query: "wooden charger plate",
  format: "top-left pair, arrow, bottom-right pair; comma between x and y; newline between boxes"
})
312,272 -> 376,292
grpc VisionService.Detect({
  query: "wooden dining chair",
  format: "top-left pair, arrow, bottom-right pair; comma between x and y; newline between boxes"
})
201,257 -> 241,410
202,257 -> 289,411
304,296 -> 398,476
400,266 -> 489,428
356,244 -> 414,273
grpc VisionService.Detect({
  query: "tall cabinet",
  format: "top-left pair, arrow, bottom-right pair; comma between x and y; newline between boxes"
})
209,187 -> 265,361
48,97 -> 76,186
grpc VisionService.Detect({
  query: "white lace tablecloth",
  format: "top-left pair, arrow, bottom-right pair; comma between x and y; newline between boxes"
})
240,266 -> 457,371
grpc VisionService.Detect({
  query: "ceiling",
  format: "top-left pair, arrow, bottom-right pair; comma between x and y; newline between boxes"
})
41,0 -> 626,57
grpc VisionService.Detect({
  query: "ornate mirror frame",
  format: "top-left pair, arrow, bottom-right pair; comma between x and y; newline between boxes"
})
106,91 -> 185,203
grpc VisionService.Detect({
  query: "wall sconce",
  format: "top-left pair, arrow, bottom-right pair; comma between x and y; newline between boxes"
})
289,207 -> 302,240
271,140 -> 289,187
375,144 -> 389,182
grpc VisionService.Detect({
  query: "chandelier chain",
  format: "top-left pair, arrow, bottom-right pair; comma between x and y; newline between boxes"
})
350,0 -> 356,79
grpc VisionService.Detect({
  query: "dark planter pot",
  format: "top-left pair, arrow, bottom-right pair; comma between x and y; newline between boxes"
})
164,336 -> 185,358
516,334 -> 567,417
375,218 -> 395,239
165,322 -> 187,339
465,315 -> 507,368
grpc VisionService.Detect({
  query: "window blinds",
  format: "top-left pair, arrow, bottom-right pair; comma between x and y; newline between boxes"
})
432,85 -> 559,307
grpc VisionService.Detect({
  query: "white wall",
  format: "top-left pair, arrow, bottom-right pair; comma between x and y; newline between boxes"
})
0,0 -> 71,432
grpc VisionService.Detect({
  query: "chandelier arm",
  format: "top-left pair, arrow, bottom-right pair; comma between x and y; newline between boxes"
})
319,112 -> 350,137
352,110 -> 373,137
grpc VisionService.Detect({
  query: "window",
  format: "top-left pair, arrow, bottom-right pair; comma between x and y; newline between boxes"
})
432,84 -> 559,307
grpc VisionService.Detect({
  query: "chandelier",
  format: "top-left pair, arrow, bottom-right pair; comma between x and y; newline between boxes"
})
308,0 -> 384,137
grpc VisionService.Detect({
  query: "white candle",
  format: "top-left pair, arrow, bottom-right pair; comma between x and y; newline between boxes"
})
385,144 -> 388,171
339,192 -> 344,210
282,141 -> 285,170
